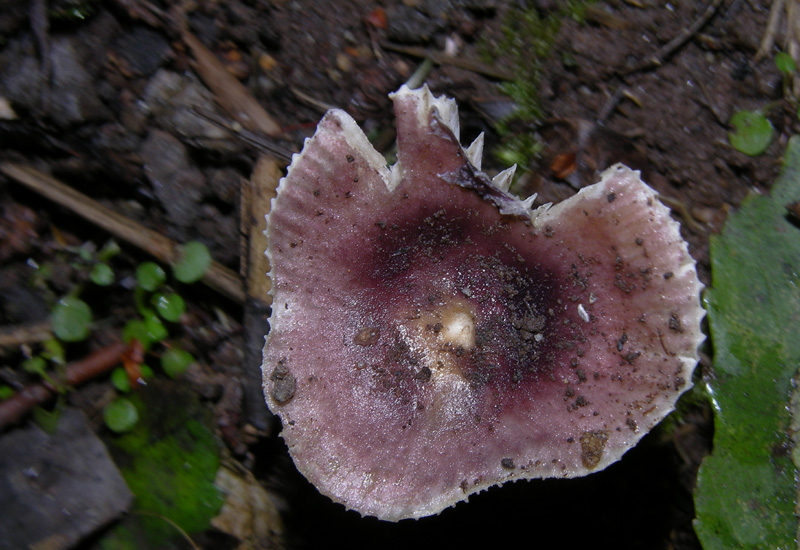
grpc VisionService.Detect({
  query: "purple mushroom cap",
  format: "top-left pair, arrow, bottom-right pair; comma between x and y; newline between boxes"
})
262,85 -> 704,521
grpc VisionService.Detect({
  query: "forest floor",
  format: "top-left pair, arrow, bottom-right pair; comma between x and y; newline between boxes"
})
0,1 -> 792,549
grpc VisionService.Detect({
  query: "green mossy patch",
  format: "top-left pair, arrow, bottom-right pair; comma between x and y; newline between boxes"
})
99,382 -> 223,549
483,2 -> 593,178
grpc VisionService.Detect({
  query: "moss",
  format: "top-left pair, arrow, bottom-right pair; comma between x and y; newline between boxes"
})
482,2 -> 593,182
101,383 -> 224,548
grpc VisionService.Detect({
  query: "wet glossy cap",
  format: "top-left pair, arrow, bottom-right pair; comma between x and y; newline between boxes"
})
262,85 -> 704,521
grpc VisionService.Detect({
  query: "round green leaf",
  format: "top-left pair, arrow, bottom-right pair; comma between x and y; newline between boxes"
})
728,110 -> 773,156
90,262 -> 115,286
172,241 -> 211,283
143,312 -> 168,343
98,240 -> 121,263
0,385 -> 14,400
123,319 -> 155,351
77,243 -> 94,262
104,398 -> 139,433
51,296 -> 92,342
776,52 -> 796,75
152,292 -> 185,322
161,348 -> 195,379
111,367 -> 131,392
136,262 -> 166,291
41,338 -> 65,365
23,356 -> 47,376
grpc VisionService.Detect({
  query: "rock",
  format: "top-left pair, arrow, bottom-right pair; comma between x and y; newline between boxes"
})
0,35 -> 43,115
140,69 -> 243,155
0,408 -> 133,549
48,34 -> 110,127
385,4 -> 442,44
110,26 -> 171,77
140,129 -> 206,228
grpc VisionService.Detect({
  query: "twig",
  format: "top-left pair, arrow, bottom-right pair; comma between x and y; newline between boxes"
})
0,162 -> 249,305
242,156 -> 279,303
0,321 -> 53,348
183,30 -> 281,137
622,0 -> 725,75
596,86 -> 639,124
658,194 -> 705,233
135,511 -> 200,550
0,341 -> 127,430
289,87 -> 338,114
240,156 -> 281,430
109,0 -> 167,28
191,108 -> 294,162
405,58 -> 435,90
381,42 -> 515,81
689,68 -> 727,125
755,0 -> 785,60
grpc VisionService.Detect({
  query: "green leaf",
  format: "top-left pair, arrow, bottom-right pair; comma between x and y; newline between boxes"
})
104,397 -> 139,433
123,319 -> 147,343
152,292 -> 185,322
0,385 -> 14,400
41,338 -> 65,365
171,241 -> 211,283
97,239 -> 121,263
693,136 -> 800,549
51,296 -> 92,342
136,262 -> 166,292
123,319 -> 155,352
22,356 -> 47,376
160,348 -> 195,379
776,52 -> 796,76
32,400 -> 63,433
728,110 -> 774,156
90,262 -> 115,286
111,367 -> 131,393
143,311 -> 168,343
77,242 -> 94,262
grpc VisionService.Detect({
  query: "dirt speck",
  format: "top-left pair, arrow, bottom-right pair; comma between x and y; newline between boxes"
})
580,430 -> 609,469
354,326 -> 380,346
669,313 -> 683,333
270,359 -> 297,405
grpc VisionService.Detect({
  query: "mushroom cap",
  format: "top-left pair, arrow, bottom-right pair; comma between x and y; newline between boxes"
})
262,85 -> 704,521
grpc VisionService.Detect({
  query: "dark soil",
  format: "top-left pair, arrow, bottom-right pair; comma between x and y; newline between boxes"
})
0,1 -> 788,549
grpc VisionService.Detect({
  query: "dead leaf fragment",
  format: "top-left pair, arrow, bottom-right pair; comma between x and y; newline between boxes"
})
211,462 -> 284,550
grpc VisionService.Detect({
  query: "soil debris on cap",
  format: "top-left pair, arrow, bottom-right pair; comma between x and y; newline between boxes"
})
262,85 -> 705,521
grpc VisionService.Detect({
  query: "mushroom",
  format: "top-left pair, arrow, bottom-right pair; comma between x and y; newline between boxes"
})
262,85 -> 704,521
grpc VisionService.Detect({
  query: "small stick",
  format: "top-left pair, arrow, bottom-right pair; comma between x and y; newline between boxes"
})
755,0 -> 785,60
0,341 -> 128,430
597,86 -> 634,124
240,156 -> 281,431
0,162 -> 248,305
381,42 -> 516,81
0,321 -> 53,348
658,193 -> 705,233
191,107 -> 294,162
689,68 -> 727,125
183,30 -> 281,137
622,0 -> 725,75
